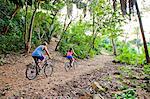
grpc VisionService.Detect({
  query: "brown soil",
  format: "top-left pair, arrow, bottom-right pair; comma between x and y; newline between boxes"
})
0,41 -> 149,99
0,41 -> 113,98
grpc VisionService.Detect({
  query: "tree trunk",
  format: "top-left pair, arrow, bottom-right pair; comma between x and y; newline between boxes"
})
134,0 -> 150,63
47,12 -> 57,42
47,25 -> 55,42
55,19 -> 72,51
10,5 -> 20,20
112,38 -> 117,56
24,1 -> 28,46
2,5 -> 20,34
113,0 -> 117,11
92,12 -> 95,49
89,12 -> 95,53
89,33 -> 97,53
26,6 -> 38,53
120,0 -> 127,15
55,33 -> 64,51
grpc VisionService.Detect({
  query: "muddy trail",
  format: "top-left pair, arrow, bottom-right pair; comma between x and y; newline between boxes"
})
0,41 -> 114,98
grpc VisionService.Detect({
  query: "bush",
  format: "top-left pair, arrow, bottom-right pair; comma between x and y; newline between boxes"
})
89,49 -> 97,58
144,64 -> 150,75
115,89 -> 136,99
0,32 -> 24,53
115,43 -> 145,65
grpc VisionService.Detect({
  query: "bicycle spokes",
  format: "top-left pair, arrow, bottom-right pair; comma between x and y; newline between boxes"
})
44,64 -> 53,77
26,65 -> 38,80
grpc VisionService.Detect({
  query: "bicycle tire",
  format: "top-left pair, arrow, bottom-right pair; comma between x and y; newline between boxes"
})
26,64 -> 38,80
64,62 -> 71,72
73,61 -> 78,69
44,64 -> 53,77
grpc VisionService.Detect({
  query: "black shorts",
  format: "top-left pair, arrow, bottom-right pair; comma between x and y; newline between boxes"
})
32,56 -> 44,65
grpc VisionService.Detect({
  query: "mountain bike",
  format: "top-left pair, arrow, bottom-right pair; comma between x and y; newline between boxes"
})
26,57 -> 54,80
64,58 -> 78,72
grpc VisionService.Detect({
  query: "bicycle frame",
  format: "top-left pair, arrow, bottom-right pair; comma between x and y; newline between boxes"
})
36,59 -> 49,71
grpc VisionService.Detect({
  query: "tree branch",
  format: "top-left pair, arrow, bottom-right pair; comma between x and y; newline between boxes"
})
0,10 -> 10,19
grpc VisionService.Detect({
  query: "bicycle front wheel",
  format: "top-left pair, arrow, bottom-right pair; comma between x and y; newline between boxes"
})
26,64 -> 38,80
73,61 -> 78,69
44,64 -> 53,77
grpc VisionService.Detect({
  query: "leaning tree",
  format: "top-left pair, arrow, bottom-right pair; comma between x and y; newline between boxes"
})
112,0 -> 150,63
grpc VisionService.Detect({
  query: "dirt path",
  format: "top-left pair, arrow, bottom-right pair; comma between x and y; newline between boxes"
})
0,42 -> 114,98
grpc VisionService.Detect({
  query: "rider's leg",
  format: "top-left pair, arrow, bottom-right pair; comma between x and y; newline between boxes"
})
69,59 -> 72,66
71,57 -> 75,66
32,56 -> 41,74
37,56 -> 45,69
40,56 -> 45,64
67,56 -> 72,66
32,56 -> 39,66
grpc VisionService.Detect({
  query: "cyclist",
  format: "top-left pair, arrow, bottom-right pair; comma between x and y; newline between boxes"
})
66,48 -> 77,66
32,41 -> 51,69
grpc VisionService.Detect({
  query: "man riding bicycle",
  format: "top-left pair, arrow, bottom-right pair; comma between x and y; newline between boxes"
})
32,41 -> 52,69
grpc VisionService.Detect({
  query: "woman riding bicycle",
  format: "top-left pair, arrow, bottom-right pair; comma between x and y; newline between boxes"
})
66,48 -> 77,66
32,41 -> 52,69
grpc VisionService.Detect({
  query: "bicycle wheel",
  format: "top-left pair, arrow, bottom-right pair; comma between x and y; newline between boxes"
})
26,64 -> 38,80
44,64 -> 53,77
73,61 -> 78,69
64,62 -> 71,72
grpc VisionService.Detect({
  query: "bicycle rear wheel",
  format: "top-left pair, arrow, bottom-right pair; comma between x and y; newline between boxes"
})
26,64 -> 38,80
64,62 -> 71,72
44,64 -> 53,77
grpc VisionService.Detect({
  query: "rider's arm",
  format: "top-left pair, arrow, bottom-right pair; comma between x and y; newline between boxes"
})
43,46 -> 52,59
72,48 -> 77,56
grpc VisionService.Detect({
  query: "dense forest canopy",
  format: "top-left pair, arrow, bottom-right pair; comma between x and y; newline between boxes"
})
0,0 -> 150,64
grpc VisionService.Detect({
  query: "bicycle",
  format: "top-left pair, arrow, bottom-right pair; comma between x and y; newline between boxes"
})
64,58 -> 78,72
26,57 -> 54,80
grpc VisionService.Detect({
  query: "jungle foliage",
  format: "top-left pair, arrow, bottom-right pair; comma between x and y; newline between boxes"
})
0,0 -> 149,66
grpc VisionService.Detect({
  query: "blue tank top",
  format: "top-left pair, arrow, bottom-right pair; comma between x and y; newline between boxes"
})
32,45 -> 45,56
